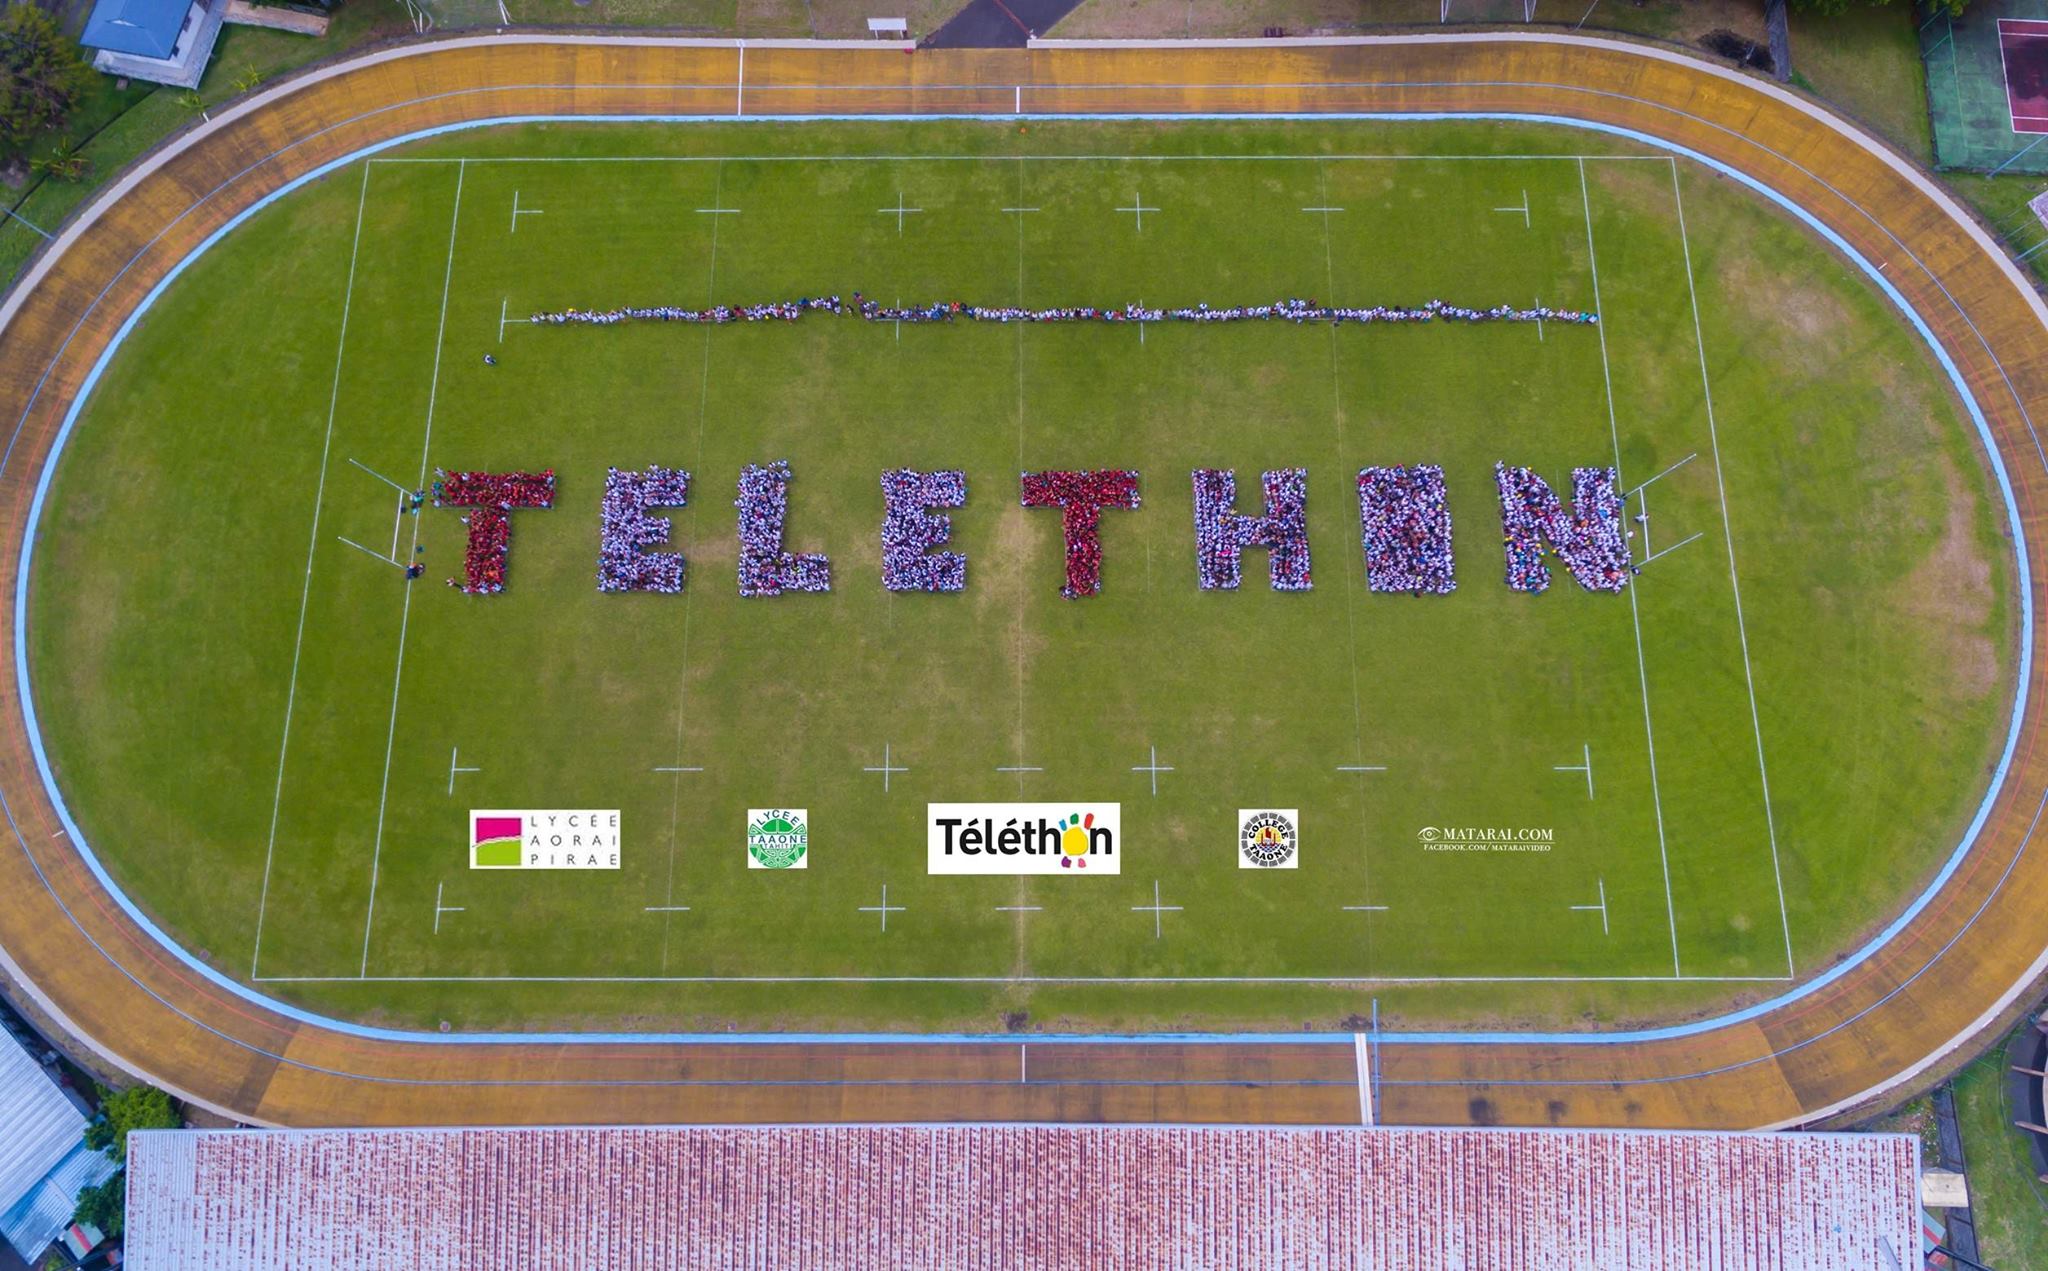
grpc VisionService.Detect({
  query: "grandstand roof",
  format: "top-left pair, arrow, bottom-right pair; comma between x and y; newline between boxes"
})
0,1029 -> 112,1263
125,1123 -> 1919,1270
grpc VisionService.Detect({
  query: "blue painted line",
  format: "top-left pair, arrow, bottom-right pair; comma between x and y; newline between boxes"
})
9,109 -> 2033,1059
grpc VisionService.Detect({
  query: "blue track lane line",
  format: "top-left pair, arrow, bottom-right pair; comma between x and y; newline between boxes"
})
8,109 -> 2031,1056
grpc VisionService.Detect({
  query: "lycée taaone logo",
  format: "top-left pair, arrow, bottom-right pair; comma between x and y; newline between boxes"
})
747,808 -> 809,869
927,803 -> 1122,875
470,809 -> 620,870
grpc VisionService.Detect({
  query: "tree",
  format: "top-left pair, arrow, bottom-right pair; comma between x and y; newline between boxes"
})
1793,0 -> 1967,17
72,1170 -> 125,1240
0,3 -> 93,158
83,1083 -> 180,1161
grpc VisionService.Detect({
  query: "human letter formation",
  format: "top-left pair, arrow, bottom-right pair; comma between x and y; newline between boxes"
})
430,463 -> 1634,599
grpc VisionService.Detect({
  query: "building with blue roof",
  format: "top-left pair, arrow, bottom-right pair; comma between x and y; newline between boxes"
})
0,1028 -> 116,1266
78,0 -> 226,90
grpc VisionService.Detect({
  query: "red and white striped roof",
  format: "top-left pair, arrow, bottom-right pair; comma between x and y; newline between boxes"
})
125,1123 -> 1917,1269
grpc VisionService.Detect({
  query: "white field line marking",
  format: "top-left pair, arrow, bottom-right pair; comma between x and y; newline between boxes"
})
879,192 -> 922,233
1011,157 -> 1030,800
359,159 -> 466,979
49,828 -> 64,839
1131,743 -> 1173,795
508,189 -> 543,233
1116,191 -> 1158,231
862,742 -> 908,792
1534,295 -> 1544,342
1636,529 -> 1704,569
995,905 -> 1043,912
1342,905 -> 1390,912
1579,157 -> 1681,978
334,536 -> 405,570
367,153 -> 1679,166
1353,1033 -> 1374,1126
254,972 -> 1797,985
446,746 -> 480,796
696,205 -> 740,214
1493,188 -> 1531,228
1132,879 -> 1181,939
661,160 -> 724,976
1569,877 -> 1610,936
859,883 -> 905,931
347,455 -> 411,495
1553,742 -> 1594,800
995,765 -> 1042,773
644,905 -> 692,913
1319,162 -> 1378,976
250,162 -> 372,979
1671,158 -> 1796,977
432,881 -> 464,935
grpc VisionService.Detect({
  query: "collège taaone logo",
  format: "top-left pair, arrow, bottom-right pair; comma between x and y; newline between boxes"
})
1238,809 -> 1300,869
470,810 -> 621,870
927,803 -> 1122,875
747,809 -> 809,869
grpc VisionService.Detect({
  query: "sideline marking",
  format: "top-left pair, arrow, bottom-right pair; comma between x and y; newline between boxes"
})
359,159 -> 466,978
250,162 -> 372,979
249,972 -> 1797,985
1579,156 -> 1681,978
1670,158 -> 1797,978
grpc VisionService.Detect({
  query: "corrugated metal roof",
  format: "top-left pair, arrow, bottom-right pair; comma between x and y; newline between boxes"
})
124,1123 -> 1919,1270
0,1142 -> 117,1263
78,0 -> 190,59
0,1031 -> 87,1235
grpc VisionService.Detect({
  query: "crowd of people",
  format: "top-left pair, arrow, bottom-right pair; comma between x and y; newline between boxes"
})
598,466 -> 691,593
1019,470 -> 1142,599
1357,464 -> 1457,595
1191,468 -> 1312,591
433,469 -> 555,594
525,295 -> 1595,331
736,460 -> 833,597
880,469 -> 968,592
1494,462 -> 1632,593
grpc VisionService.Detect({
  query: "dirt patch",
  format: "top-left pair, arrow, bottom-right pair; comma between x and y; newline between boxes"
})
1699,28 -> 1773,74
1719,246 -> 1855,353
1895,459 -> 2001,702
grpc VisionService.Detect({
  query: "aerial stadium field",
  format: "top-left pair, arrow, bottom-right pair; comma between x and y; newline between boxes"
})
24,116 -> 2014,1036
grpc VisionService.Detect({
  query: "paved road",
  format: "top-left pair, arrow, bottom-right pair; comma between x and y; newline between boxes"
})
923,0 -> 1081,48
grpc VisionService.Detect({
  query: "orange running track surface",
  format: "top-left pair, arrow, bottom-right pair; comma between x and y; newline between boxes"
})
2,34 -> 2044,1129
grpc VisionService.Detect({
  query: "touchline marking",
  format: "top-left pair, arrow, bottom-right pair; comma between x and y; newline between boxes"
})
1671,159 -> 1797,979
858,884 -> 905,932
446,746 -> 479,796
861,742 -> 908,792
250,972 -> 1797,985
1132,744 -> 1173,795
249,161 -> 371,980
367,152 -> 1678,166
1579,156 -> 1681,978
1553,742 -> 1594,800
1132,879 -> 1181,939
359,159 -> 465,979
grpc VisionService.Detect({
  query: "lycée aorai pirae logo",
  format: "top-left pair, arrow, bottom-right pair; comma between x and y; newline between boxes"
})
471,814 -> 523,868
469,809 -> 621,870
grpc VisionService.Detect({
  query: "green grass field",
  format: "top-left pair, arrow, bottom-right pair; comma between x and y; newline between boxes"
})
24,118 -> 2015,1034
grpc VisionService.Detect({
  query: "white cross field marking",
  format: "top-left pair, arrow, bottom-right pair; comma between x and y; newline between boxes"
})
432,882 -> 465,935
1131,744 -> 1174,795
1116,191 -> 1158,231
1132,879 -> 1182,939
862,742 -> 909,793
1493,189 -> 1531,229
859,884 -> 906,932
447,746 -> 481,796
1569,877 -> 1610,936
878,192 -> 922,234
508,189 -> 543,233
1553,742 -> 1594,801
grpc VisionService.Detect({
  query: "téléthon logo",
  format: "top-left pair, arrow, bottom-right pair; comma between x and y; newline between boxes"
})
747,809 -> 809,869
1238,809 -> 1299,869
470,810 -> 620,870
927,803 -> 1122,875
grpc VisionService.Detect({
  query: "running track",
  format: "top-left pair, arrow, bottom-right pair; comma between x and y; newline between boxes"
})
1,34 -> 2044,1129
